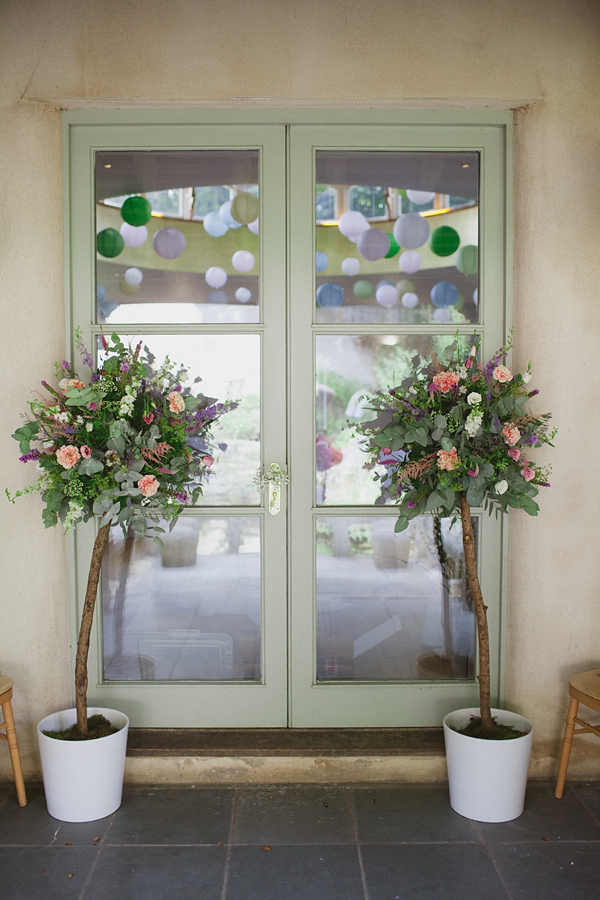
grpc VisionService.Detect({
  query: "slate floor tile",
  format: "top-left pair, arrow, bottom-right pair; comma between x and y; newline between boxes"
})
226,844 -> 364,900
478,782 -> 600,842
0,846 -> 97,900
361,843 -> 511,900
352,785 -> 479,843
490,841 -> 600,899
105,787 -> 234,845
0,786 -> 113,846
233,786 -> 354,844
569,782 -> 600,824
84,845 -> 227,900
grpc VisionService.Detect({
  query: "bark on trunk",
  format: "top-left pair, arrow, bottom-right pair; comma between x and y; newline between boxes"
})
75,523 -> 111,738
459,493 -> 496,737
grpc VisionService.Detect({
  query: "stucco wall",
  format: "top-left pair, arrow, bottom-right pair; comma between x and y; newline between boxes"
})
1,0 -> 599,781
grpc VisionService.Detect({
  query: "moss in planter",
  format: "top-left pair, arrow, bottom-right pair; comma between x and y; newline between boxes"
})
43,714 -> 119,741
458,716 -> 527,740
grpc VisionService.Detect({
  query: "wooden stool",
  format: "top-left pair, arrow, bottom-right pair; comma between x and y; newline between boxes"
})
555,669 -> 600,799
0,675 -> 27,806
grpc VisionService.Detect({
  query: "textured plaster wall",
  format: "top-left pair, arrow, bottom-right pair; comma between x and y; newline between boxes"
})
1,0 -> 599,782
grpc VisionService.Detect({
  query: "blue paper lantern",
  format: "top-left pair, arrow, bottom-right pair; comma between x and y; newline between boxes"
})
207,290 -> 229,304
316,282 -> 344,308
430,281 -> 459,308
204,211 -> 229,237
315,252 -> 329,272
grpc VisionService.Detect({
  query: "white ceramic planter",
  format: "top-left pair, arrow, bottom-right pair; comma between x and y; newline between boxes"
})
37,707 -> 129,822
443,707 -> 533,823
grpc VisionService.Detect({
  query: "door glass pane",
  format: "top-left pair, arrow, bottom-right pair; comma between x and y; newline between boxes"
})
102,516 -> 261,681
95,151 -> 260,324
316,333 -> 469,505
314,151 -> 479,325
98,333 -> 261,506
316,515 -> 474,681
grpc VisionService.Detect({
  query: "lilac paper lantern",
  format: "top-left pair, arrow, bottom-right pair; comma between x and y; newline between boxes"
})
433,307 -> 453,324
401,292 -> 419,309
153,227 -> 186,260
231,250 -> 255,273
235,287 -> 252,303
357,228 -> 390,261
124,267 -> 143,286
205,266 -> 228,289
120,222 -> 148,248
393,213 -> 430,250
406,190 -> 435,205
375,284 -> 399,308
203,211 -> 229,237
247,218 -> 259,234
398,251 -> 421,274
341,257 -> 361,276
338,210 -> 369,241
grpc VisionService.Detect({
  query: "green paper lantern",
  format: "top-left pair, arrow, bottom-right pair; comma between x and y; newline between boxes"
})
429,226 -> 460,257
231,192 -> 259,225
384,233 -> 400,258
352,279 -> 373,300
396,279 -> 415,297
121,196 -> 152,226
119,278 -> 140,296
455,244 -> 478,276
96,228 -> 124,258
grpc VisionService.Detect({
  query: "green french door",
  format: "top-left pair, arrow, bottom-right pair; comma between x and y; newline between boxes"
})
68,115 -> 509,727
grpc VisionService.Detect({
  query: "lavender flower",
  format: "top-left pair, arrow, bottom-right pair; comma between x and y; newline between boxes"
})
19,449 -> 41,462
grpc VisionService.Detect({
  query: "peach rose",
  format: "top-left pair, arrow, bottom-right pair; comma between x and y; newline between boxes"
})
502,423 -> 520,446
433,372 -> 459,393
56,445 -> 80,469
59,378 -> 85,391
493,365 -> 513,383
138,475 -> 159,497
168,391 -> 185,413
437,447 -> 459,471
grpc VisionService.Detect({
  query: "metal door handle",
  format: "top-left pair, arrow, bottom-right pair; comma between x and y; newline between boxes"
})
252,463 -> 289,516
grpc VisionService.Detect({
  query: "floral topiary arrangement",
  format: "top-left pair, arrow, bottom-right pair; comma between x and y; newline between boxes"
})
7,330 -> 236,738
355,332 -> 555,738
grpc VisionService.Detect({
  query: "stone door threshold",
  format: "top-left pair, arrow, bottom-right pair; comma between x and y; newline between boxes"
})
127,727 -> 445,758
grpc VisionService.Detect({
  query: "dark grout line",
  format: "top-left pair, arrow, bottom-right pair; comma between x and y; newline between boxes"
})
566,782 -> 600,828
77,811 -> 116,900
474,821 -> 515,900
219,787 -> 238,900
346,787 -> 371,900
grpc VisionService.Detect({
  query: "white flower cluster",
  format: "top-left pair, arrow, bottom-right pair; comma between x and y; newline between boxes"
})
64,501 -> 85,533
118,383 -> 138,417
465,412 -> 483,437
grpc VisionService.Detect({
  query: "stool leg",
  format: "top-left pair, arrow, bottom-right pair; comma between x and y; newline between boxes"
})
1,697 -> 27,807
555,696 -> 579,799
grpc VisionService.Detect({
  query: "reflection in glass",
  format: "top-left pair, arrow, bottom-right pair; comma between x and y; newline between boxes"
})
314,151 -> 479,325
97,333 -> 261,506
95,150 -> 260,325
316,516 -> 474,682
102,517 -> 261,682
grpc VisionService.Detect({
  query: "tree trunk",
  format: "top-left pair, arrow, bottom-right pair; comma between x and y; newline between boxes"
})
75,523 -> 111,738
459,493 -> 496,737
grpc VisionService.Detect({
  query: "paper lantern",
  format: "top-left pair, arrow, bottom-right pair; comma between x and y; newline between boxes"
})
203,211 -> 229,237
231,192 -> 259,225
119,278 -> 140,296
219,200 -> 243,229
124,267 -> 143,286
97,228 -> 124,258
121,196 -> 152,226
316,282 -> 344,308
341,257 -> 361,276
430,281 -> 459,308
430,226 -> 460,257
376,284 -> 399,308
385,233 -> 400,258
401,292 -> 419,309
338,210 -> 369,241
433,307 -> 453,323
235,287 -> 252,303
455,244 -> 478,276
153,227 -> 186,260
398,251 -> 421,274
205,266 -> 227,289
396,279 -> 415,297
98,300 -> 118,319
207,290 -> 228,304
315,252 -> 329,272
247,218 -> 259,234
352,279 -> 373,300
120,222 -> 148,248
406,190 -> 435,205
393,213 -> 430,250
232,250 -> 255,273
97,284 -> 106,304
357,228 -> 390,261
473,288 -> 478,307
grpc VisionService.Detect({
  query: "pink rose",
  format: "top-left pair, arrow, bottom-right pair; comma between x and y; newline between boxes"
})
80,445 -> 92,459
202,455 -> 215,467
56,445 -> 80,469
465,356 -> 474,369
143,412 -> 154,424
432,372 -> 459,393
502,423 -> 520,446
521,466 -> 535,482
493,365 -> 513,383
138,475 -> 159,497
168,391 -> 185,413
507,447 -> 521,461
437,447 -> 459,471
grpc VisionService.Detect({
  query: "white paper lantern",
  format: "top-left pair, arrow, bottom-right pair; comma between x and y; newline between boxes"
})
120,223 -> 148,248
401,292 -> 419,309
393,213 -> 430,250
341,257 -> 361,276
406,190 -> 436,205
235,287 -> 252,303
219,200 -> 243,229
357,228 -> 390,261
433,307 -> 453,323
231,250 -> 255,273
203,211 -> 229,237
153,227 -> 186,260
375,284 -> 399,308
398,251 -> 422,274
338,210 -> 369,241
124,267 -> 143,286
205,266 -> 228,289
247,218 -> 259,234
